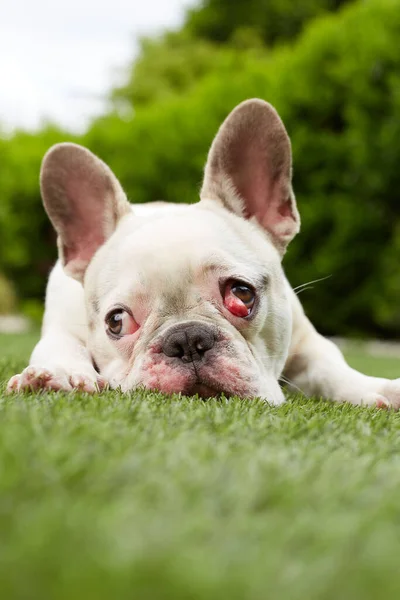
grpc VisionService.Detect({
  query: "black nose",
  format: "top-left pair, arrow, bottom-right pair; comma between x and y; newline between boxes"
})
162,322 -> 216,363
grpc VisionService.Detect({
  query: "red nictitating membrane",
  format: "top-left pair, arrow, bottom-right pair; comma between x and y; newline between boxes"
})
126,315 -> 140,335
118,312 -> 140,336
224,291 -> 251,317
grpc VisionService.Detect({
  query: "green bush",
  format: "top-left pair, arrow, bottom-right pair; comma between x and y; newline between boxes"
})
0,273 -> 17,314
185,0 -> 351,45
0,127 -> 75,301
111,34 -> 235,109
112,0 -> 352,110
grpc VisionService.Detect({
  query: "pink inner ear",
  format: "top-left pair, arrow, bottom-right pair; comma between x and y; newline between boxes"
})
278,198 -> 294,218
62,178 -> 109,266
64,231 -> 106,267
258,190 -> 297,236
55,165 -> 121,280
232,146 -> 297,244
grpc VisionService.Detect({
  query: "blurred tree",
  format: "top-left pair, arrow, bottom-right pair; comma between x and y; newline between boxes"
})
112,33 -> 236,110
0,126 -> 77,311
112,0 -> 352,109
0,274 -> 17,314
185,0 -> 351,45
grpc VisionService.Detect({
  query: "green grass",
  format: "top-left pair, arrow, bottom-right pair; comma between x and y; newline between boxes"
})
1,333 -> 400,600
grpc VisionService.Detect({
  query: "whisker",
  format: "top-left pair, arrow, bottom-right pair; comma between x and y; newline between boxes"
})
295,285 -> 315,296
292,275 -> 332,295
279,374 -> 305,395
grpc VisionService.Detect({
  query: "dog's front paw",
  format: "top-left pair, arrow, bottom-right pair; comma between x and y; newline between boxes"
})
6,366 -> 105,394
370,379 -> 400,410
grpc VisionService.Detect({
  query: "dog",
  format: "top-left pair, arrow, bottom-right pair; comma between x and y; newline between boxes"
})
7,99 -> 400,408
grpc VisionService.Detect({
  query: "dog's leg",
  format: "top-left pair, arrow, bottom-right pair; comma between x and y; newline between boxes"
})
284,288 -> 400,408
7,262 -> 104,393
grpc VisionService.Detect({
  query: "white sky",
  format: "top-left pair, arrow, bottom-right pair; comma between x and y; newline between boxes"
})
0,0 -> 195,133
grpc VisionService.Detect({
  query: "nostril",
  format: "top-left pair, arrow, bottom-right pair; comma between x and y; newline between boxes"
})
167,339 -> 185,359
174,345 -> 184,358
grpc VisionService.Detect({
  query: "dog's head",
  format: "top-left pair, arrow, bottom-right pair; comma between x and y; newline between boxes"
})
40,99 -> 300,403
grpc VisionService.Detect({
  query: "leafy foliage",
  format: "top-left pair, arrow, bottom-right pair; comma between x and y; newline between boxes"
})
185,0 -> 351,45
0,127 -> 76,305
113,0 -> 351,109
0,274 -> 16,314
111,33 -> 229,109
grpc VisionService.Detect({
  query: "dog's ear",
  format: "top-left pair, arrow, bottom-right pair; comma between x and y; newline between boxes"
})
41,143 -> 131,282
200,99 -> 300,254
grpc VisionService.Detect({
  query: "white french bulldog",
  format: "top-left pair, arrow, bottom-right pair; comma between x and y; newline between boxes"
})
7,99 -> 400,408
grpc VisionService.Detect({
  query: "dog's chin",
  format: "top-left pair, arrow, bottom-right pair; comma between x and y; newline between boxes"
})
188,382 -> 220,399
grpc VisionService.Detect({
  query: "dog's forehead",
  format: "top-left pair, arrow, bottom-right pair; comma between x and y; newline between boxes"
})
115,205 -> 273,280
121,205 -> 233,249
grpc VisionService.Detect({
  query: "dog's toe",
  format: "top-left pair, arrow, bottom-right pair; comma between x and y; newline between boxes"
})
370,380 -> 400,410
5,366 -> 103,394
6,374 -> 21,393
68,374 -> 102,393
380,380 -> 400,410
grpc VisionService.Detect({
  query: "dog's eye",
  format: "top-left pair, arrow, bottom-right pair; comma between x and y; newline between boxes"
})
105,309 -> 139,338
231,284 -> 255,306
223,280 -> 256,317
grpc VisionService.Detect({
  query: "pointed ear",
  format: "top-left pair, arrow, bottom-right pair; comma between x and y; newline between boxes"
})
40,143 -> 131,282
200,99 -> 300,254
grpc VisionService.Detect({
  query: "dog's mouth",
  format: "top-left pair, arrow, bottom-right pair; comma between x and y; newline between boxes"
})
188,382 -> 220,399
136,348 -> 256,399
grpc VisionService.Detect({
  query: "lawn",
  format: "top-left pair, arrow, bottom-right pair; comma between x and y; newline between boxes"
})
1,332 -> 400,600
